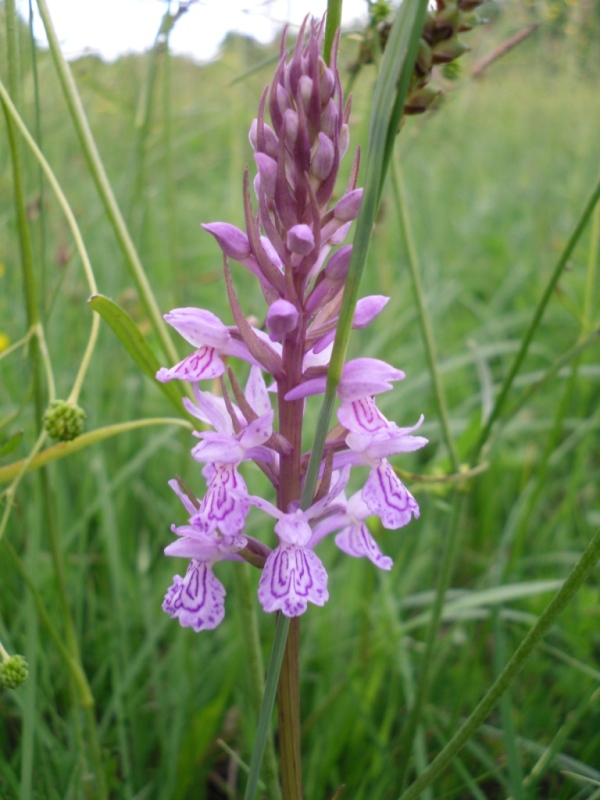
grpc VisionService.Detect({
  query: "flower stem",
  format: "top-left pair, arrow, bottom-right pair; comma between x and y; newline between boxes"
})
277,617 -> 303,800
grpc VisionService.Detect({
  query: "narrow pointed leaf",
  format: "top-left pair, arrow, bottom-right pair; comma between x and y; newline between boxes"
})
88,294 -> 185,414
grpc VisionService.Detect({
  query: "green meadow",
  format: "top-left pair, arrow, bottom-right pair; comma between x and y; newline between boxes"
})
1,2 -> 600,798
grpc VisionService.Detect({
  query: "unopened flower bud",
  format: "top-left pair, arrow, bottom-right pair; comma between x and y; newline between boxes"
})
277,83 -> 291,118
0,655 -> 28,689
432,36 -> 469,64
283,109 -> 299,150
266,299 -> 299,341
311,133 -> 335,181
333,189 -> 363,222
325,245 -> 352,281
318,59 -> 335,104
254,153 -> 278,197
286,224 -> 315,255
320,98 -> 338,138
202,222 -> 251,261
298,75 -> 313,113
339,124 -> 350,159
43,400 -> 86,441
249,119 -> 279,159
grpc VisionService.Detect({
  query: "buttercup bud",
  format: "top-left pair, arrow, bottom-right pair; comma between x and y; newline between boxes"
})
43,400 -> 86,441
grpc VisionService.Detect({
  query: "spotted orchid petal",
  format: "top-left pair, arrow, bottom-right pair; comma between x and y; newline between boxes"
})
258,544 -> 328,616
191,464 -> 249,537
362,460 -> 420,529
162,560 -> 226,631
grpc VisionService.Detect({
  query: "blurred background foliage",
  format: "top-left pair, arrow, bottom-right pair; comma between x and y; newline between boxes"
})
1,0 -> 600,797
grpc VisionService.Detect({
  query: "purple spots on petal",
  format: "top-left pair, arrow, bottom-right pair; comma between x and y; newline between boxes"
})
193,465 -> 249,537
338,397 -> 391,434
335,523 -> 393,570
162,561 -> 225,631
258,545 -> 328,616
362,460 -> 420,530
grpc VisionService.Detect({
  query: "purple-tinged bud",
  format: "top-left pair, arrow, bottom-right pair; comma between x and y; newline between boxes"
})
320,98 -> 338,138
339,124 -> 350,159
283,108 -> 299,151
318,59 -> 335,104
286,224 -> 315,255
353,296 -> 390,328
266,299 -> 299,341
202,222 -> 251,261
325,244 -> 352,280
249,119 -> 279,159
277,83 -> 292,118
260,236 -> 283,271
254,153 -> 278,198
333,189 -> 363,222
311,133 -> 334,181
298,75 -> 313,113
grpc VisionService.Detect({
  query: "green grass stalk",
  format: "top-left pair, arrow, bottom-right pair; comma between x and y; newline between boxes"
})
392,160 -> 460,471
34,0 -> 179,365
473,171 -> 600,461
397,525 -> 600,800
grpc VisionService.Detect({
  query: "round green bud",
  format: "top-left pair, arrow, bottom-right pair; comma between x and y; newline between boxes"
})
0,655 -> 29,689
43,400 -> 86,441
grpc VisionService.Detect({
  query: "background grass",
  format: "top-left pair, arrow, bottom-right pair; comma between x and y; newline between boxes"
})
1,1 -> 600,798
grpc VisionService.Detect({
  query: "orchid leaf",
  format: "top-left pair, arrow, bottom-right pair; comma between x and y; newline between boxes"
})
89,294 -> 185,415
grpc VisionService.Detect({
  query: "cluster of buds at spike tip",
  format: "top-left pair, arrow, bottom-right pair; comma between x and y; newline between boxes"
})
43,399 -> 86,441
155,18 -> 427,632
405,0 -> 485,113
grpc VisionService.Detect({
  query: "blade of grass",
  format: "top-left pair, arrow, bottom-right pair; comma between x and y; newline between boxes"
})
302,0 -> 428,509
34,0 -> 179,366
473,171 -> 600,461
397,526 -> 600,800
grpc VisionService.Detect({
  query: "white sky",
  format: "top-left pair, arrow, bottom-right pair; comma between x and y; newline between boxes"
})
20,0 -> 369,62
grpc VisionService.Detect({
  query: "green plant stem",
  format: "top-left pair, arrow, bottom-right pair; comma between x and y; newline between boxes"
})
278,617 -> 302,800
34,0 -> 179,365
237,563 -> 282,800
397,525 -> 600,800
0,417 -> 191,485
392,160 -> 460,472
245,615 -> 291,800
473,171 -> 600,461
324,0 -> 343,65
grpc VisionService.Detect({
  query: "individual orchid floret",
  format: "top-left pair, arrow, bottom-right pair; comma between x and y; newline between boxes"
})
310,491 -> 393,571
249,469 -> 349,617
335,420 -> 427,530
285,356 -> 405,402
162,482 -> 248,631
162,560 -> 226,632
156,307 -> 251,384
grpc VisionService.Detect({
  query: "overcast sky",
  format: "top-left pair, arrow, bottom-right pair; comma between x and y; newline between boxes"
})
19,0 -> 369,62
